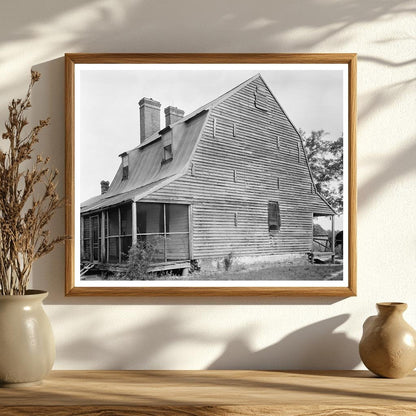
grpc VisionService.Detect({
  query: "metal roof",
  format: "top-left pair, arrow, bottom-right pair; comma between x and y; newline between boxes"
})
81,110 -> 209,213
81,74 -> 261,214
80,177 -> 174,213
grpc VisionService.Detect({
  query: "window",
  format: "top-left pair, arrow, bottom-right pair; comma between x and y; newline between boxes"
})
254,85 -> 268,111
277,177 -> 280,190
105,204 -> 132,263
191,162 -> 196,176
233,123 -> 237,137
136,203 -> 190,262
163,144 -> 173,162
268,201 -> 281,233
119,205 -> 132,262
81,216 -> 91,261
107,208 -> 120,263
121,153 -> 129,180
234,212 -> 238,227
233,169 -> 237,183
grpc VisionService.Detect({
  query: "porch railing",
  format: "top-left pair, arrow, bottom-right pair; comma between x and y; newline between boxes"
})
137,232 -> 190,262
313,235 -> 332,252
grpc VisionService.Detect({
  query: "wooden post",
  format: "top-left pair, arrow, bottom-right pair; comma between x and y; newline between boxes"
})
101,211 -> 105,262
89,218 -> 93,261
331,215 -> 336,264
163,204 -> 167,262
118,207 -> 121,263
188,204 -> 193,260
106,211 -> 109,263
132,201 -> 137,246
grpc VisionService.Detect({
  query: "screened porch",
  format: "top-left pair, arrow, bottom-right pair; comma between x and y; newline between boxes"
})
81,202 -> 190,265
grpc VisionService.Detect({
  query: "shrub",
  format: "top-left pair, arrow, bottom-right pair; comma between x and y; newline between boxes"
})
124,240 -> 157,280
190,259 -> 201,273
223,252 -> 234,271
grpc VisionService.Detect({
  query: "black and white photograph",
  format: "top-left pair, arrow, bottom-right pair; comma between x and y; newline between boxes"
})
66,55 -> 356,295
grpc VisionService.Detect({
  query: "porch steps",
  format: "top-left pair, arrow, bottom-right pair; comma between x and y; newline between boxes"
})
309,251 -> 335,264
96,260 -> 191,276
80,262 -> 95,276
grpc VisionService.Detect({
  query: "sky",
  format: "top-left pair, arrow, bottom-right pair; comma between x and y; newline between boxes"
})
78,64 -> 346,202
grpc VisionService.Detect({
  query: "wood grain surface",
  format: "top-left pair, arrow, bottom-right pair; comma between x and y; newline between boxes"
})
0,370 -> 414,415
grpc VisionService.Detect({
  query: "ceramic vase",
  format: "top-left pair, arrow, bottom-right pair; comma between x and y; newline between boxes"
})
0,290 -> 55,387
359,302 -> 416,378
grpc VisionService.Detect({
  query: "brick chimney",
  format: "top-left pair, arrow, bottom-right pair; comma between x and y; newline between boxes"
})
139,97 -> 161,143
100,180 -> 110,194
164,106 -> 184,126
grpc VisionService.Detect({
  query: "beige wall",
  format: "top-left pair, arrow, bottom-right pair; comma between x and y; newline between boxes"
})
0,0 -> 415,370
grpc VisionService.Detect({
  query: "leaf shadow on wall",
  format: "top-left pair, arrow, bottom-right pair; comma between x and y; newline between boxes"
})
358,139 -> 416,209
52,308 -> 225,370
207,314 -> 360,370
0,0 -> 413,106
53,310 -> 360,370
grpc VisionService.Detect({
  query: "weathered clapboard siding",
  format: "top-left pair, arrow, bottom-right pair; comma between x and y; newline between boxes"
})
142,76 -> 333,260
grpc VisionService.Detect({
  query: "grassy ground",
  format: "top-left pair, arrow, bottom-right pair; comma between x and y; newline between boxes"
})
186,264 -> 343,281
83,262 -> 343,281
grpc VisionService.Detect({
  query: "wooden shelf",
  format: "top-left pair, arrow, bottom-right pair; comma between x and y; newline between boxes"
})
1,370 -> 415,415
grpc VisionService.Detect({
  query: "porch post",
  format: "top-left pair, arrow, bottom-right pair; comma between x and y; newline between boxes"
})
331,215 -> 336,264
132,201 -> 137,246
118,207 -> 121,263
163,204 -> 167,262
101,211 -> 106,262
188,205 -> 193,260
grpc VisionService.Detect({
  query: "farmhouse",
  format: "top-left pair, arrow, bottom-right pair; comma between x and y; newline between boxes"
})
80,74 -> 336,275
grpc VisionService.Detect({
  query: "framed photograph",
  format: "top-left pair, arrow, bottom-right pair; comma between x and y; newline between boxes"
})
65,53 -> 356,296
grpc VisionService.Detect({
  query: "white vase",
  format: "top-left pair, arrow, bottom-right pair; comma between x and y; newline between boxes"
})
0,290 -> 55,387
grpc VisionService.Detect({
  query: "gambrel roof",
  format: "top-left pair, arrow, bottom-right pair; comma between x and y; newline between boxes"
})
81,74 -> 259,213
81,74 -> 336,215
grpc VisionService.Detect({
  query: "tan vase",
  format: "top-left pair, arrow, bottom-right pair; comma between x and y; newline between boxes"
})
359,302 -> 416,378
0,290 -> 55,387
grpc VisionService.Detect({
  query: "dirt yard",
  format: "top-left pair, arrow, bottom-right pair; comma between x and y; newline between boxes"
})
181,263 -> 343,281
83,263 -> 343,281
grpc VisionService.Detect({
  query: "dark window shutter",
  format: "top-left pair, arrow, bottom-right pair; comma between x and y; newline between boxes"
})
268,201 -> 281,232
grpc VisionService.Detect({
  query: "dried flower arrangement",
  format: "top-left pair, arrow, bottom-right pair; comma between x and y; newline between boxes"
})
0,71 -> 65,295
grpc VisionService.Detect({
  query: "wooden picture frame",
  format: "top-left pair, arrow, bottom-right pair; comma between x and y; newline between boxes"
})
65,53 -> 356,296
